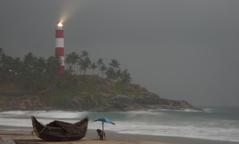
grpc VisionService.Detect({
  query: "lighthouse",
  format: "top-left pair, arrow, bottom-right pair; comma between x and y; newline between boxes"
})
55,22 -> 65,75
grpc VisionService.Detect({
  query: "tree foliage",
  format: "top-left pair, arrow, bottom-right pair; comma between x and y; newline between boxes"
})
0,49 -> 61,91
0,49 -> 132,92
64,51 -> 131,84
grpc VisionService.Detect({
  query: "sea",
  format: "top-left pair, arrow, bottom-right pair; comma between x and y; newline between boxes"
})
0,107 -> 239,143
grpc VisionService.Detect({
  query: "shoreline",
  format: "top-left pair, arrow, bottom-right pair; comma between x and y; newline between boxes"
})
87,130 -> 239,144
1,129 -> 239,144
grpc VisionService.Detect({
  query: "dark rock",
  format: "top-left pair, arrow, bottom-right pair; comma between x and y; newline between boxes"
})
134,93 -> 160,105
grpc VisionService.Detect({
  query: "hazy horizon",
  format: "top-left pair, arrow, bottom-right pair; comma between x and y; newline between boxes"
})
1,0 -> 239,107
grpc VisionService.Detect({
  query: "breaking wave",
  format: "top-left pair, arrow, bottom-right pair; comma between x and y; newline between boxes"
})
0,109 -> 239,142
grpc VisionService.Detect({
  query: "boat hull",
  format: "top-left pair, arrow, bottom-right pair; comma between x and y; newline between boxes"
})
31,116 -> 88,141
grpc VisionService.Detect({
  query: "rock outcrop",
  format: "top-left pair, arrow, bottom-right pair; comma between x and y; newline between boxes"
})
0,76 -> 198,111
0,91 -> 198,111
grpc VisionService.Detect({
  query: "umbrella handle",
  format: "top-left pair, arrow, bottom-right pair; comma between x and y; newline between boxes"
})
102,122 -> 105,140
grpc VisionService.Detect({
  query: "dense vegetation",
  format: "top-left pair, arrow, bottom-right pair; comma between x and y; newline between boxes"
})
0,48 -> 131,92
0,48 -> 194,111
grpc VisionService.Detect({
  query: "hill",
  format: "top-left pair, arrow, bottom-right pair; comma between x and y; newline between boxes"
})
0,75 -> 195,111
0,49 -> 197,111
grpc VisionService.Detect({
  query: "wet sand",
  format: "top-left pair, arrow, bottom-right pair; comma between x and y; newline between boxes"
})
0,131 -> 168,144
0,129 -> 239,144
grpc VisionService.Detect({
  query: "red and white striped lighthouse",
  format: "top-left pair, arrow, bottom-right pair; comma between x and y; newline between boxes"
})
55,22 -> 65,75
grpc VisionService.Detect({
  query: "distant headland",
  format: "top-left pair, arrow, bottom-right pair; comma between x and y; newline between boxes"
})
0,48 -> 197,111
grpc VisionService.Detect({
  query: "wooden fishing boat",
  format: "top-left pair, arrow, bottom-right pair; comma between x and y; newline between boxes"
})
31,116 -> 88,141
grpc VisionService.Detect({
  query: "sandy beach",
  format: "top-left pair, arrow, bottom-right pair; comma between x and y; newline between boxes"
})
1,129 -> 239,144
0,130 -> 167,144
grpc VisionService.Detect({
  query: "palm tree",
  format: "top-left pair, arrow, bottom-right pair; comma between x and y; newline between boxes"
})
79,57 -> 91,75
0,48 -> 3,57
120,69 -> 131,84
97,58 -> 103,66
79,50 -> 91,75
97,58 -> 104,75
107,59 -> 121,81
109,59 -> 120,69
46,56 -> 60,78
35,57 -> 46,75
21,53 -> 39,90
77,58 -> 83,74
0,48 -> 4,72
81,50 -> 89,58
106,67 -> 114,80
100,64 -> 107,77
65,52 -> 79,73
91,62 -> 97,74
1,55 -> 20,80
84,57 -> 91,74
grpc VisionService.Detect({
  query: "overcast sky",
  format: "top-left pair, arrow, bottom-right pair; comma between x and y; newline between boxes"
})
0,0 -> 239,107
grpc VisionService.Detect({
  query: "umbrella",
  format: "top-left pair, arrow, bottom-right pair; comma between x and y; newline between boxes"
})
94,117 -> 115,132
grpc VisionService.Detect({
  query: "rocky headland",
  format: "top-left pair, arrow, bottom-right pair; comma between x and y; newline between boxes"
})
0,50 -> 198,111
0,75 -> 197,111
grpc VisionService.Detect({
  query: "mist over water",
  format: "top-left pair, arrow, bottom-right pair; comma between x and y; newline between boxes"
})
0,108 -> 239,142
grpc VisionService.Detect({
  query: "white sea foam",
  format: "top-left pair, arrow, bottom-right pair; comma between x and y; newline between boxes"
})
0,110 -> 239,142
179,108 -> 202,112
36,111 -> 88,119
0,110 -> 88,128
0,110 -> 88,119
0,118 -> 31,127
159,108 -> 202,113
125,110 -> 163,115
203,108 -> 215,113
107,121 -> 239,142
0,110 -> 28,115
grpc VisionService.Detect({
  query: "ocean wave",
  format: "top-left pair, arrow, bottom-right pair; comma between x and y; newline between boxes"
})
0,110 -> 29,115
36,111 -> 88,119
124,110 -> 163,115
0,118 -> 31,127
203,108 -> 215,113
125,109 -> 202,114
0,110 -> 239,142
0,117 -> 79,128
0,110 -> 88,119
157,108 -> 202,113
1,117 -> 239,142
112,122 -> 239,142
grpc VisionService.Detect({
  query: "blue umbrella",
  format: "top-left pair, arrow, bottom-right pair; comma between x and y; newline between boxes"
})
94,117 -> 115,132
